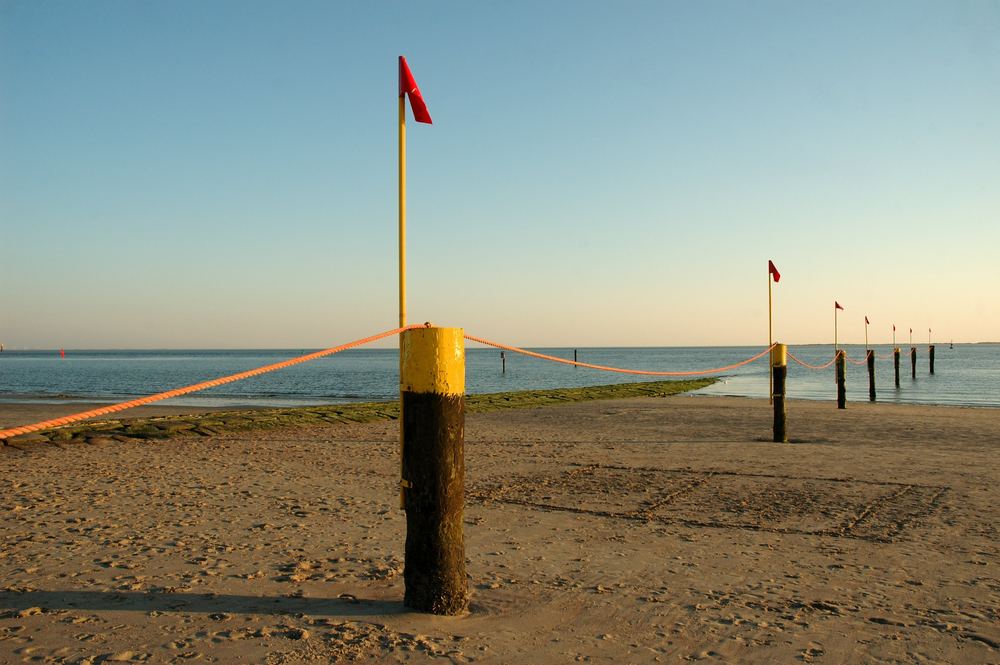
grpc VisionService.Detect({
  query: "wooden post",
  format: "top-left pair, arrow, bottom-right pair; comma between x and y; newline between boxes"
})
910,346 -> 917,379
400,327 -> 468,615
836,350 -> 847,409
771,343 -> 787,442
867,349 -> 876,402
574,349 -> 578,365
500,351 -> 505,374
894,347 -> 900,388
929,345 -> 935,375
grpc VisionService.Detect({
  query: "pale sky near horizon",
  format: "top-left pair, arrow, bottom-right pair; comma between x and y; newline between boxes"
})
2,1 -> 998,349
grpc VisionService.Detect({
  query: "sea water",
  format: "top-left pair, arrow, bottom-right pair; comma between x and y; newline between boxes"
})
0,344 -> 997,408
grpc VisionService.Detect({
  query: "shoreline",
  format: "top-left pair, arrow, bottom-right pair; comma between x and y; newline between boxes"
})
0,379 -> 716,444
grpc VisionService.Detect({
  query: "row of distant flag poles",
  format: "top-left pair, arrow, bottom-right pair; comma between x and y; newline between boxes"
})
767,260 -> 932,352
399,57 -> 934,355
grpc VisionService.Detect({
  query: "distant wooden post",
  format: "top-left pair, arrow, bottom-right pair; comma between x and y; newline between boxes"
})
771,343 -> 788,442
893,347 -> 900,388
400,326 -> 468,615
836,350 -> 847,409
500,351 -> 505,374
574,349 -> 578,365
929,345 -> 935,375
910,346 -> 917,379
867,349 -> 876,402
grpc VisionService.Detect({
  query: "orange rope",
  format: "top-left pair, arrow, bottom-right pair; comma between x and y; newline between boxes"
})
0,325 -> 418,440
465,333 -> 776,376
787,350 -> 837,370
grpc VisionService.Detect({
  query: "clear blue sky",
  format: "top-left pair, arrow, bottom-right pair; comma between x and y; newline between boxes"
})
2,1 -> 998,348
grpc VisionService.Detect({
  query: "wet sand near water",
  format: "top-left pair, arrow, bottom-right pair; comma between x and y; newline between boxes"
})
1,395 -> 998,663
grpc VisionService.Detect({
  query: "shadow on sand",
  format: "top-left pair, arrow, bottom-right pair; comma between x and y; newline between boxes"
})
0,590 -> 407,618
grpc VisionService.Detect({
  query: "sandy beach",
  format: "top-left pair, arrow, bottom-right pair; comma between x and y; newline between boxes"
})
1,394 -> 998,663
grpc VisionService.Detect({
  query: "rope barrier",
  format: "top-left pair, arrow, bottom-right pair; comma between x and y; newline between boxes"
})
1,326 -> 792,441
786,351 -> 837,371
0,325 -> 419,440
464,334 -> 776,376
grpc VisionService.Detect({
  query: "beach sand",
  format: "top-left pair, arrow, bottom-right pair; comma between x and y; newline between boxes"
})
1,395 -> 998,663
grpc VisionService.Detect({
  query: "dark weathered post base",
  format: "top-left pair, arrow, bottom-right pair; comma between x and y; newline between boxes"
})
867,350 -> 876,402
836,351 -> 847,409
910,347 -> 917,380
772,344 -> 787,442
929,345 -> 935,375
894,348 -> 901,388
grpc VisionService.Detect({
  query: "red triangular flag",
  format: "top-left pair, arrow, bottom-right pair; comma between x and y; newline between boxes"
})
835,301 -> 844,310
768,260 -> 780,283
399,56 -> 432,124
865,316 -> 870,325
893,324 -> 896,331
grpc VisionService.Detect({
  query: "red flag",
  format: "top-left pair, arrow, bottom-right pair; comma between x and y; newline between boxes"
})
835,301 -> 844,310
865,316 -> 870,325
399,56 -> 432,124
893,324 -> 896,331
768,260 -> 780,283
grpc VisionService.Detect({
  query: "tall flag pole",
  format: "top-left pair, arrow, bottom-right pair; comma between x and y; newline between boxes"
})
398,56 -> 433,327
767,261 -> 780,404
864,316 -> 870,350
397,56 -> 433,509
399,75 -> 407,328
834,301 -> 844,353
909,327 -> 913,347
893,324 -> 896,348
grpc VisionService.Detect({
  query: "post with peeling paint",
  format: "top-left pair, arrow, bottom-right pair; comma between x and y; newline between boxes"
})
400,326 -> 468,615
771,343 -> 788,443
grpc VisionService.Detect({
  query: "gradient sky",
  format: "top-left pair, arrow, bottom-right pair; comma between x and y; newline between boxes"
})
2,1 -> 998,348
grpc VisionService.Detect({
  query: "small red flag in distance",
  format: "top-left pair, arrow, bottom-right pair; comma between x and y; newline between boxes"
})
768,260 -> 780,283
835,301 -> 844,310
893,324 -> 896,331
865,316 -> 870,325
399,56 -> 432,124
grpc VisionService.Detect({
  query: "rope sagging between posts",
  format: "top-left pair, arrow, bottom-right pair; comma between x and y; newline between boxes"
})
464,334 -> 776,376
4,328 -> 775,441
786,351 -> 838,371
0,325 -> 421,441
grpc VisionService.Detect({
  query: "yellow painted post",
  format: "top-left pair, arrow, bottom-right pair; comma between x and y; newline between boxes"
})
400,326 -> 468,615
771,343 -> 787,442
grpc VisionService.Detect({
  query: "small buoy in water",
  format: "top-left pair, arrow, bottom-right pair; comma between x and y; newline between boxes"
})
59,348 -> 65,358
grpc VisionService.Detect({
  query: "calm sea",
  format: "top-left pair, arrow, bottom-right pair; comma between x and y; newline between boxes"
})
0,344 -> 997,408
